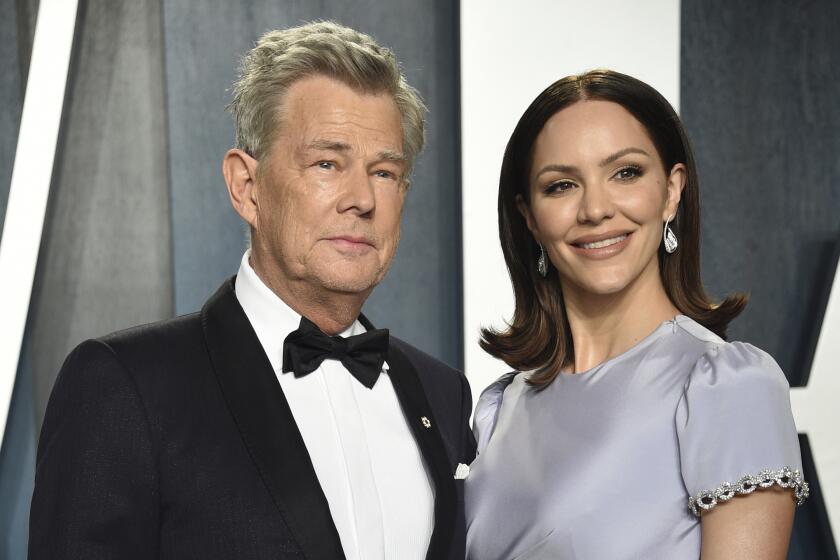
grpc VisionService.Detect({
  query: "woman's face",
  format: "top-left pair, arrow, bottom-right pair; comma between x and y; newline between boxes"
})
520,100 -> 685,298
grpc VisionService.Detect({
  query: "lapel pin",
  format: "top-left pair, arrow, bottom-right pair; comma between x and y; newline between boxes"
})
454,463 -> 470,480
420,416 -> 431,429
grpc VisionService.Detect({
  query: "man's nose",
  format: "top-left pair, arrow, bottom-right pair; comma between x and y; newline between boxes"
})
577,182 -> 615,224
336,164 -> 376,216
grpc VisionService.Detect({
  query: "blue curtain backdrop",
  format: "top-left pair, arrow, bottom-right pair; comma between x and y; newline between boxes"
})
0,0 -> 461,556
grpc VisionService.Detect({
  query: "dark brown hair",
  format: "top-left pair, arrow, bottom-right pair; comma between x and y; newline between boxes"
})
480,69 -> 747,388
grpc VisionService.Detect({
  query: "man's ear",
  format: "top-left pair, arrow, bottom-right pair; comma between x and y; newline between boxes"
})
516,194 -> 539,237
663,163 -> 686,221
223,149 -> 260,229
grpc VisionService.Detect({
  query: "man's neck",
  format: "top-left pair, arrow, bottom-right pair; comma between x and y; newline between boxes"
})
249,256 -> 368,336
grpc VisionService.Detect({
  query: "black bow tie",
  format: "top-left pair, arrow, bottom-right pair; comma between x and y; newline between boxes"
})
282,316 -> 389,389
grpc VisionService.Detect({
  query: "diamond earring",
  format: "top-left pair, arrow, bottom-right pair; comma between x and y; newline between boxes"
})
663,216 -> 678,254
537,243 -> 548,277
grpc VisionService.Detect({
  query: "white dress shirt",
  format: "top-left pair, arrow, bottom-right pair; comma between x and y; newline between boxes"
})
234,251 -> 435,560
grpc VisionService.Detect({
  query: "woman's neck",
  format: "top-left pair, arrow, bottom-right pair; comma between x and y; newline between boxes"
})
562,262 -> 680,374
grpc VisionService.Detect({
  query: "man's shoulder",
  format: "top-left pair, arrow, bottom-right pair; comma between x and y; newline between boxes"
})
389,336 -> 464,389
390,337 -> 459,373
73,312 -> 210,380
66,279 -> 238,377
99,311 -> 203,354
50,312 -> 209,414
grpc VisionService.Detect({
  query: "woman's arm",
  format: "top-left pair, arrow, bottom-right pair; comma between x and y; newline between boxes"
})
700,487 -> 795,560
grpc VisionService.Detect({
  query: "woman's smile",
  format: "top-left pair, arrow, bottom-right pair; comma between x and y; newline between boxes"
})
569,231 -> 633,260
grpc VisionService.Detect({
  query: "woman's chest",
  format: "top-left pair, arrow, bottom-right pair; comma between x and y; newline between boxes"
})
465,374 -> 699,559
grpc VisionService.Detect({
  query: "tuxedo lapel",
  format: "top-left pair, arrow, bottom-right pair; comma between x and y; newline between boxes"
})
383,339 -> 457,560
201,279 -> 345,560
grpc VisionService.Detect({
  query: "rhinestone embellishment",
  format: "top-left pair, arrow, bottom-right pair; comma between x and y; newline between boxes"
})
688,466 -> 809,517
421,416 -> 431,429
663,222 -> 678,253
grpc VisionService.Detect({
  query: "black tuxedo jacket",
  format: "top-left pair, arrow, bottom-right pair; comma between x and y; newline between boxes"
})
29,279 -> 476,559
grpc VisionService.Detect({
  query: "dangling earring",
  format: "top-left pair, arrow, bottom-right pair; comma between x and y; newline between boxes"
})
537,243 -> 548,277
663,215 -> 678,254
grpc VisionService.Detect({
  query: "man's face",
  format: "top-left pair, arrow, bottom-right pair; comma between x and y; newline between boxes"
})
250,74 -> 407,298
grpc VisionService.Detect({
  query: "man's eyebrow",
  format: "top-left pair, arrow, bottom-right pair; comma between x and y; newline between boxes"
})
304,141 -> 405,165
376,149 -> 407,164
307,139 -> 352,152
598,147 -> 650,167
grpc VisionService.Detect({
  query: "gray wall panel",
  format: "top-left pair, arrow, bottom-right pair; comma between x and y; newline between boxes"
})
0,0 -> 30,233
0,340 -> 36,557
30,0 -> 172,420
681,1 -> 840,557
0,3 -> 19,233
0,2 -> 42,556
0,0 -> 39,230
163,0 -> 462,366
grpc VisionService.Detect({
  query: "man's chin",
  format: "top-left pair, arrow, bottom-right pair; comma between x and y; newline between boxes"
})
312,271 -> 383,295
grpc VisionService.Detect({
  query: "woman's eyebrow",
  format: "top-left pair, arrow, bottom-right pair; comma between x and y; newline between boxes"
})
534,147 -> 651,180
598,147 -> 650,167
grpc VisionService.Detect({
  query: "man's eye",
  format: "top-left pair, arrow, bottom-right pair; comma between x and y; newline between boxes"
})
317,161 -> 335,170
615,166 -> 642,180
374,170 -> 397,180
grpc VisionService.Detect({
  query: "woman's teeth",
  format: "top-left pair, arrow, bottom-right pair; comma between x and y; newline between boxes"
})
580,234 -> 628,250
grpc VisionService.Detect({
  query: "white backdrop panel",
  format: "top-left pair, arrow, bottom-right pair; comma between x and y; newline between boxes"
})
460,0 -> 682,403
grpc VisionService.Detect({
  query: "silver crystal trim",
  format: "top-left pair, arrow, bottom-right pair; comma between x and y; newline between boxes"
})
688,466 -> 809,517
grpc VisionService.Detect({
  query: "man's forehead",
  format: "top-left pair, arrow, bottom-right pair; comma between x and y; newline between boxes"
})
271,77 -> 404,158
285,76 -> 396,114
292,108 -> 402,142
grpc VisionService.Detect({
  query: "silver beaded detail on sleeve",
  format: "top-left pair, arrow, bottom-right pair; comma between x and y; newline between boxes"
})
688,466 -> 809,517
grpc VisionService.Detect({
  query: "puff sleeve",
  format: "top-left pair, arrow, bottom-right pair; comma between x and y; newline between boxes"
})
472,372 -> 517,455
675,342 -> 808,516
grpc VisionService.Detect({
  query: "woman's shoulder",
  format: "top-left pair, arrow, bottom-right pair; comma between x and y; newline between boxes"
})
473,371 -> 522,454
672,316 -> 788,390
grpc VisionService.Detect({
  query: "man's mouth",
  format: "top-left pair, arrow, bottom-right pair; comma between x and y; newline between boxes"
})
327,236 -> 375,250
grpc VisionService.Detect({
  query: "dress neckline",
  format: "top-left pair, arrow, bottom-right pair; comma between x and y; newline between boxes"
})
555,314 -> 686,378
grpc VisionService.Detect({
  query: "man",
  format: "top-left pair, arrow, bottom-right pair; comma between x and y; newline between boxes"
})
29,22 -> 475,560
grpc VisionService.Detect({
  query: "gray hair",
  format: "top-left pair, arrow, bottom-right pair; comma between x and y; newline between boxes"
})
229,21 -> 427,176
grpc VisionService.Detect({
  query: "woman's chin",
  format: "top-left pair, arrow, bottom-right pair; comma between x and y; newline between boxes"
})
567,275 -> 633,297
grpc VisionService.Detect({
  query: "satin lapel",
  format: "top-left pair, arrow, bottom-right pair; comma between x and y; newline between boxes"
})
201,279 -> 345,560
385,341 -> 457,560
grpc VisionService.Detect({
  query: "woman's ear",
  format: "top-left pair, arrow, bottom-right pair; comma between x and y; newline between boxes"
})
516,194 -> 539,238
223,149 -> 260,229
663,163 -> 686,221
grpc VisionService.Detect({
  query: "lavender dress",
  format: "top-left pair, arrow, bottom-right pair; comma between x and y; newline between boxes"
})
464,315 -> 807,560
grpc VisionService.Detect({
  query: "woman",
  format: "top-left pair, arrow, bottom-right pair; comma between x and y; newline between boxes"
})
464,70 -> 807,559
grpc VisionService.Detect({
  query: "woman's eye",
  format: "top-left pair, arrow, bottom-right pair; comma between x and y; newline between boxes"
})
545,180 -> 576,194
615,166 -> 642,180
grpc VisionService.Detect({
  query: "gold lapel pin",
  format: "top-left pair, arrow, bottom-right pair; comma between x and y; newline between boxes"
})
421,416 -> 431,429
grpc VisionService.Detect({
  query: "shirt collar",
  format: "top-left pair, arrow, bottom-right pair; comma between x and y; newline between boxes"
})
234,250 -> 380,373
